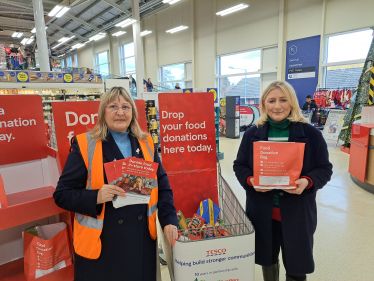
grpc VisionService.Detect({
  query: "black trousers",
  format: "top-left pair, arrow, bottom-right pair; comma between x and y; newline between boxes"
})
271,220 -> 307,281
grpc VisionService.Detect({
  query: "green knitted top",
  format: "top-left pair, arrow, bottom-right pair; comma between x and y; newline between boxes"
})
267,116 -> 290,220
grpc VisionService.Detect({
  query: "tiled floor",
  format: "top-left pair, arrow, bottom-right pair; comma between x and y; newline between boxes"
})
161,135 -> 374,281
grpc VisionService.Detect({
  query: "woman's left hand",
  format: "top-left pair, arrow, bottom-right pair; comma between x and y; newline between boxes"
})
163,224 -> 178,246
283,178 -> 309,195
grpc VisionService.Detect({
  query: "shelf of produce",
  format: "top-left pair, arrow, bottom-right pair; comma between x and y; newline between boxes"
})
0,258 -> 74,281
0,186 -> 66,231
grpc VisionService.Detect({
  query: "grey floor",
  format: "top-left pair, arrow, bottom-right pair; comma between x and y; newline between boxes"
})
161,136 -> 374,281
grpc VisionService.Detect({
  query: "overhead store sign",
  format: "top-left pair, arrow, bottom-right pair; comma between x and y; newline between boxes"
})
0,95 -> 47,165
159,92 -> 218,218
285,35 -> 320,106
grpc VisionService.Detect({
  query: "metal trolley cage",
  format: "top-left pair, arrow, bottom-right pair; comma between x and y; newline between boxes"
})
176,164 -> 254,242
302,110 -> 313,123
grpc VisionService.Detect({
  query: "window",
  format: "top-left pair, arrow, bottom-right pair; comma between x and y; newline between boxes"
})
119,42 -> 136,75
158,62 -> 192,91
96,51 -> 110,75
218,49 -> 262,105
66,56 -> 73,68
60,59 -> 65,69
74,54 -> 78,67
323,29 -> 373,88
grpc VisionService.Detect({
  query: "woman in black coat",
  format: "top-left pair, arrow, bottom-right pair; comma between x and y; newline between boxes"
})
233,81 -> 332,281
53,87 -> 178,281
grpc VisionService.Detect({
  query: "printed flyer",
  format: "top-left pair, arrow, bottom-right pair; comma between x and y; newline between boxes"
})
253,141 -> 305,189
104,157 -> 159,208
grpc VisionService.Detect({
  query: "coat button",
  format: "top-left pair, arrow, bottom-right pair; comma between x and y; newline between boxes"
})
138,215 -> 143,220
279,192 -> 284,196
118,219 -> 124,224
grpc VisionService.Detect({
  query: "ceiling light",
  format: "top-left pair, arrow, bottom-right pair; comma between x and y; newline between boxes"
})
21,38 -> 28,45
163,0 -> 181,4
52,36 -> 75,49
31,27 -> 48,33
12,32 -> 19,37
58,54 -> 65,57
140,30 -> 152,36
89,33 -> 106,41
48,5 -> 63,17
166,25 -> 188,33
216,4 -> 249,16
26,38 -> 34,44
71,43 -> 86,49
112,31 -> 126,37
115,18 -> 137,28
16,33 -> 23,38
56,7 -> 70,18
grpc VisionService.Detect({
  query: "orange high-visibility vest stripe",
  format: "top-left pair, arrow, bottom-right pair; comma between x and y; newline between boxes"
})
74,132 -> 158,259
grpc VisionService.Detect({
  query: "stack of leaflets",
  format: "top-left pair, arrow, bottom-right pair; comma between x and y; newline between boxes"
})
104,157 -> 159,208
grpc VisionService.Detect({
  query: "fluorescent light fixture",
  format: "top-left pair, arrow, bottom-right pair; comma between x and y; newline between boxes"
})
12,32 -> 19,37
166,25 -> 188,33
216,4 -> 249,16
56,6 -> 70,18
140,30 -> 152,36
52,36 -> 75,49
112,31 -> 126,37
31,27 -> 48,33
16,33 -> 23,38
163,0 -> 181,4
58,53 -> 65,57
115,18 -> 137,28
71,43 -> 86,49
30,35 -> 34,39
89,33 -> 106,41
48,5 -> 63,17
26,38 -> 34,44
21,38 -> 28,45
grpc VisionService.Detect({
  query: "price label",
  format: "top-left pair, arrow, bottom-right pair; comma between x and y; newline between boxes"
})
17,72 -> 29,82
64,73 -> 73,83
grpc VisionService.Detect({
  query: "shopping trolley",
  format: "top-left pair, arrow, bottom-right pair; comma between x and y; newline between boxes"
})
160,165 -> 255,281
301,110 -> 313,124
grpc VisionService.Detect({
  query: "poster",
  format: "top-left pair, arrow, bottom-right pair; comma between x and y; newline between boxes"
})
63,73 -> 73,83
52,100 -> 148,168
0,71 -> 16,82
322,110 -> 346,141
285,35 -> 320,106
159,92 -> 218,218
16,71 -> 29,83
29,72 -> 56,83
0,95 -> 47,165
73,74 -> 99,83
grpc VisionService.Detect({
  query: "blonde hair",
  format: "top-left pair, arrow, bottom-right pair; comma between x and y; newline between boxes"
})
90,87 -> 149,141
256,81 -> 307,127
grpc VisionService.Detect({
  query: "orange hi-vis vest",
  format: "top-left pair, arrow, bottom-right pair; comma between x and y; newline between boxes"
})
74,132 -> 158,259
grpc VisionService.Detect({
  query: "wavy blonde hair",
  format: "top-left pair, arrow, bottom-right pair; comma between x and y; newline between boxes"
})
256,80 -> 307,127
90,86 -> 149,141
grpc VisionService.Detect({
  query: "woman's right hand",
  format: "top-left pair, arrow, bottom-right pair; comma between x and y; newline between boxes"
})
250,178 -> 272,192
97,185 -> 126,204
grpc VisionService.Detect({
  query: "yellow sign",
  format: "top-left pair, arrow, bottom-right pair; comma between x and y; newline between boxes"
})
64,73 -> 73,83
184,90 -> 191,93
220,98 -> 226,107
17,72 -> 29,82
209,89 -> 217,101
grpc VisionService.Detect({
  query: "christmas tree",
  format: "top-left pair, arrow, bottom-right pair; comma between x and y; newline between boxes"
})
339,36 -> 374,147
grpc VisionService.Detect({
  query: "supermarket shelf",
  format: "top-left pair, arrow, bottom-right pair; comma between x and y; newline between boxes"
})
0,258 -> 74,281
42,100 -> 65,103
0,186 -> 67,231
0,82 -> 103,89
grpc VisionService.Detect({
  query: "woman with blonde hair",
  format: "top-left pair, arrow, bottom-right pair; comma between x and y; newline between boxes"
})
54,87 -> 178,281
233,81 -> 332,281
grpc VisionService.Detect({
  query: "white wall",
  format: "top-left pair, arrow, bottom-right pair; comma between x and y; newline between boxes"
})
75,0 -> 374,89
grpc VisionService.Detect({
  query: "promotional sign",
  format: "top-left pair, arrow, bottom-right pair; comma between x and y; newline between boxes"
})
207,88 -> 219,107
239,106 -> 254,129
183,88 -> 193,93
0,95 -> 47,165
220,98 -> 226,107
52,100 -> 148,168
16,71 -> 29,82
63,73 -> 73,83
73,74 -> 99,83
285,35 -> 320,106
29,72 -> 56,83
159,92 -> 218,218
173,234 -> 255,281
322,110 -> 346,141
55,73 -> 64,83
0,71 -> 16,82
253,141 -> 305,189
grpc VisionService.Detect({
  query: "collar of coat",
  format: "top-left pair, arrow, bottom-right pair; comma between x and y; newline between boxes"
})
253,121 -> 309,144
101,131 -> 146,163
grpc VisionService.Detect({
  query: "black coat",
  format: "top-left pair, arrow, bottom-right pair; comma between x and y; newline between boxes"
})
302,100 -> 318,122
233,122 -> 332,275
53,132 -> 178,281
